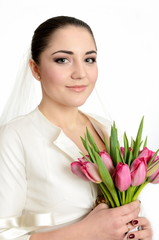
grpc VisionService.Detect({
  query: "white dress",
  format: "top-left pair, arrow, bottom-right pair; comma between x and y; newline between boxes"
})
0,108 -> 111,240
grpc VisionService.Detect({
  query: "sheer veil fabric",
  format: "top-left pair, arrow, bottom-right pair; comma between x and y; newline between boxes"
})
0,49 -> 41,127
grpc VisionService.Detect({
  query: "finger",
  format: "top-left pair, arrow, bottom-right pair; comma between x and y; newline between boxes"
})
127,228 -> 152,239
131,216 -> 152,236
125,222 -> 136,233
93,203 -> 109,212
115,200 -> 140,216
117,225 -> 132,238
122,207 -> 140,224
132,217 -> 151,230
97,203 -> 109,209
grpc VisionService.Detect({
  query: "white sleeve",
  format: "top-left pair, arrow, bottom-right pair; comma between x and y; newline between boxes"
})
0,125 -> 31,240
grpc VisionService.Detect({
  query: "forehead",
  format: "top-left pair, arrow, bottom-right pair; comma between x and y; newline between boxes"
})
46,25 -> 96,51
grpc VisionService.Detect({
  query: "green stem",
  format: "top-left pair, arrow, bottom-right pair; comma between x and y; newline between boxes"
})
121,191 -> 125,205
132,181 -> 149,201
99,183 -> 116,208
125,186 -> 136,203
117,191 -> 122,206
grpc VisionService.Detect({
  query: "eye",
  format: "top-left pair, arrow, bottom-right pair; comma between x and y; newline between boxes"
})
85,58 -> 96,63
54,58 -> 69,64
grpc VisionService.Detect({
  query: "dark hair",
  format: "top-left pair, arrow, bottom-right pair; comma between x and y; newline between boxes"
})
31,16 -> 96,64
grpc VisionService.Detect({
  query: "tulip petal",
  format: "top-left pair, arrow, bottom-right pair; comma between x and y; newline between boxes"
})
150,172 -> 159,183
138,147 -> 155,163
78,155 -> 90,162
81,162 -> 102,183
131,158 -> 147,186
120,147 -> 125,157
71,162 -> 90,181
113,163 -> 131,192
149,166 -> 159,183
99,150 -> 114,174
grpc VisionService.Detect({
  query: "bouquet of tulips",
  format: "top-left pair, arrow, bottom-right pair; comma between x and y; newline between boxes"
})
71,117 -> 159,207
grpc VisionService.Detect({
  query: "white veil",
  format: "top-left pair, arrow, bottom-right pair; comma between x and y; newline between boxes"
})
0,49 -> 41,126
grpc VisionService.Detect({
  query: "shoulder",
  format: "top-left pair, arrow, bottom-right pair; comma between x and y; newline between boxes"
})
0,109 -> 37,142
0,108 -> 61,145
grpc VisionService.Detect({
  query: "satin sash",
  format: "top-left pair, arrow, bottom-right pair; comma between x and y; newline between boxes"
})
0,212 -> 55,239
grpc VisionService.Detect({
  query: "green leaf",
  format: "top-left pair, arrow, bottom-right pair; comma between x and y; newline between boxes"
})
80,136 -> 87,151
81,135 -> 97,164
133,117 -> 144,159
116,147 -> 124,164
127,150 -> 133,166
85,141 -> 97,164
110,122 -> 121,166
143,136 -> 148,148
86,128 -> 100,153
93,149 -> 120,207
103,137 -> 110,155
123,132 -> 129,162
131,137 -> 135,149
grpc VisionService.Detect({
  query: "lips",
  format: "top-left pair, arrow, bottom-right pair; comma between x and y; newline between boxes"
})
66,85 -> 87,92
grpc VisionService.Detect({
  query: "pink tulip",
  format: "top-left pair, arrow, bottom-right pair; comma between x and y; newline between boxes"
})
120,147 -> 133,158
113,163 -> 131,192
131,158 -> 147,186
149,168 -> 159,183
99,150 -> 114,174
147,155 -> 159,183
120,147 -> 125,157
78,155 -> 90,162
138,147 -> 155,163
149,154 -> 159,166
71,159 -> 102,183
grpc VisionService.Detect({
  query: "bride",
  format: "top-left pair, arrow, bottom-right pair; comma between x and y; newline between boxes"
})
0,16 -> 152,240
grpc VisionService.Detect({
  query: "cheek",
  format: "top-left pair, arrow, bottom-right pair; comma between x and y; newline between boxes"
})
90,67 -> 98,84
41,67 -> 65,86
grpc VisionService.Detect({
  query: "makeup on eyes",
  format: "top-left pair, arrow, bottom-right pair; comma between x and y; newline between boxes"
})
51,50 -> 97,65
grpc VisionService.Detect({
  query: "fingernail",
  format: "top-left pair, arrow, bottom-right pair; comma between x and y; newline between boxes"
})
132,219 -> 138,225
129,234 -> 135,239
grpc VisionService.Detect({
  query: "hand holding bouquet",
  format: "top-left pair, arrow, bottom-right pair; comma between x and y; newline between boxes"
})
71,117 -> 159,207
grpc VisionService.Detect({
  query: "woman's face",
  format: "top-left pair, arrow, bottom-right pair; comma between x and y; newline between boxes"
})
36,25 -> 98,108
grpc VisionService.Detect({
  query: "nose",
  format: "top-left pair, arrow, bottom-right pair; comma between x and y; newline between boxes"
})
71,61 -> 86,80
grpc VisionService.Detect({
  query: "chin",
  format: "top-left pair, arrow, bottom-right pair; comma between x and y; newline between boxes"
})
72,98 -> 89,107
64,101 -> 86,108
73,93 -> 92,107
63,93 -> 92,108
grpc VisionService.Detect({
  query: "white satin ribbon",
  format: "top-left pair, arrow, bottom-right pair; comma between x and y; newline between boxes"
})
0,212 -> 55,239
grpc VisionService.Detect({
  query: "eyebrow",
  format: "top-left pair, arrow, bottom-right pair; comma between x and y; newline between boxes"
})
52,50 -> 97,55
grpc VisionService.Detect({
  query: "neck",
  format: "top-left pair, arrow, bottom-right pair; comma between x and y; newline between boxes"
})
38,100 -> 84,130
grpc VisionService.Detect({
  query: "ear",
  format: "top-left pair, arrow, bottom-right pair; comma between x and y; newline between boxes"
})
29,59 -> 41,81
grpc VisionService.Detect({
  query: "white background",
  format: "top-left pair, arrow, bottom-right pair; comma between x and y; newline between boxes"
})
0,0 -> 159,239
